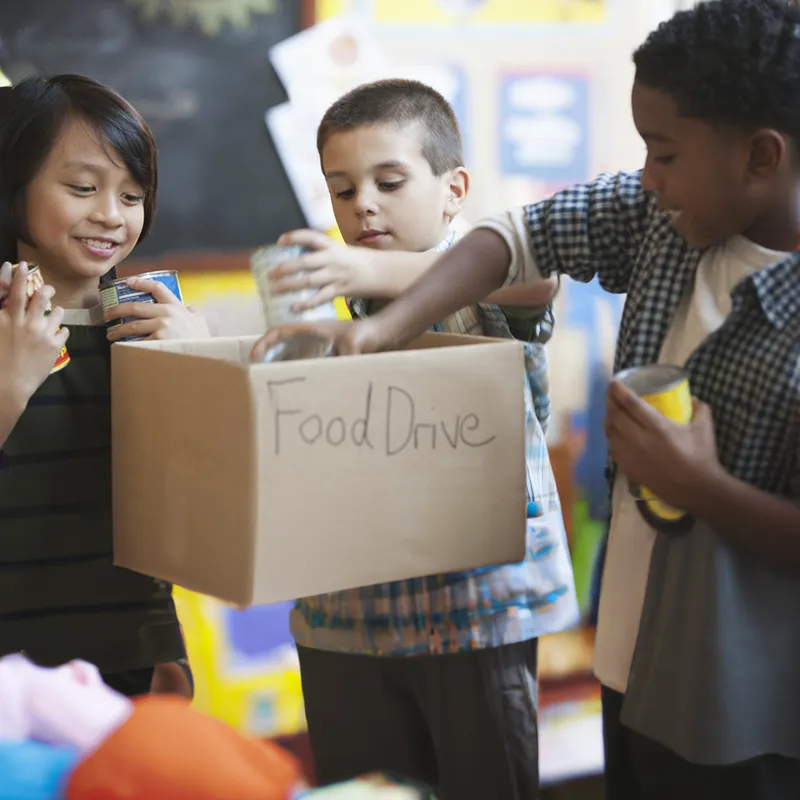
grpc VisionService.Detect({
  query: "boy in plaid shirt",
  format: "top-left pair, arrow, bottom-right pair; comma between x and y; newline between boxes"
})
257,79 -> 578,800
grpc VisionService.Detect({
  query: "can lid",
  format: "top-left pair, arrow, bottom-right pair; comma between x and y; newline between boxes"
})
615,363 -> 687,396
251,244 -> 309,277
9,263 -> 39,273
258,332 -> 335,363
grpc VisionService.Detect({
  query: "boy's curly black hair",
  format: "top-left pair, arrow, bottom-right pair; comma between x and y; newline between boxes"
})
634,0 -> 800,136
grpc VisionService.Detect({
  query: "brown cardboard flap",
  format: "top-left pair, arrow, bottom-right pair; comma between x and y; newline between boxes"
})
116,336 -> 260,365
112,345 -> 257,602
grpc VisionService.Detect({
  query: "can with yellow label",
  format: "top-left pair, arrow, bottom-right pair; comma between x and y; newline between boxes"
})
1,264 -> 70,374
615,363 -> 694,533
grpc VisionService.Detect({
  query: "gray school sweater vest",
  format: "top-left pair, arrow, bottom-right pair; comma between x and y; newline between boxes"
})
0,323 -> 185,673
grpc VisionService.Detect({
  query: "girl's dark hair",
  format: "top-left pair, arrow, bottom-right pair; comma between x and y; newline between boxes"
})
0,74 -> 157,262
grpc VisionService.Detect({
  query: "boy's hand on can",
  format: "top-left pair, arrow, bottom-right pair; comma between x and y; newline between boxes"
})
104,277 -> 210,342
605,379 -> 723,514
269,229 -> 376,310
250,317 -> 383,362
0,262 -> 69,406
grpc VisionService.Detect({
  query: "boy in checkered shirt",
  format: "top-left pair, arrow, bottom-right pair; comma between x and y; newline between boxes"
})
256,2 -> 800,798
256,78 -> 579,800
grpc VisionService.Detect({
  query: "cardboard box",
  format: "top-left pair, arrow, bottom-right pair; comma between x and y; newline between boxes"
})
111,333 -> 527,607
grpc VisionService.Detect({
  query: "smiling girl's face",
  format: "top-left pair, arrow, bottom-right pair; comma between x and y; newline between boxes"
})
17,117 -> 145,298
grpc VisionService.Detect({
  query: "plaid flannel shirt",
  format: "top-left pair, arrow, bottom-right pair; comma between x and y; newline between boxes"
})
290,229 -> 579,656
480,170 -> 800,765
482,170 -> 800,495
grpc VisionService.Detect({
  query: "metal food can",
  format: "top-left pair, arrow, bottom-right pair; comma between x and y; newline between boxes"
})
615,363 -> 694,533
100,270 -> 183,342
1,264 -> 70,374
258,332 -> 335,363
251,244 -> 339,329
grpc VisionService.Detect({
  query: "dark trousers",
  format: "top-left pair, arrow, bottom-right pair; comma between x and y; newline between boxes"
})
602,686 -> 800,800
298,641 -> 540,800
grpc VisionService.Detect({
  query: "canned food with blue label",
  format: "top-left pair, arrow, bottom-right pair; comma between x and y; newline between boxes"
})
100,270 -> 183,342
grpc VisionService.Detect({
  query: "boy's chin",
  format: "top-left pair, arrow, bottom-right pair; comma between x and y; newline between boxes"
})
672,217 -> 725,251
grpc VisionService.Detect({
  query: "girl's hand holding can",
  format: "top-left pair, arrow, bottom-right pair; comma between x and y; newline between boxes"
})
103,276 -> 210,342
0,262 -> 69,407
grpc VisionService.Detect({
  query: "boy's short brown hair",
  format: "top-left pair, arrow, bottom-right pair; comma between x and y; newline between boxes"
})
316,78 -> 463,176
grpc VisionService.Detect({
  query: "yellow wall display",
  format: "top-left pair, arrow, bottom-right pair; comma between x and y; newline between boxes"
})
179,269 -> 258,306
317,0 -> 606,25
173,587 -> 306,738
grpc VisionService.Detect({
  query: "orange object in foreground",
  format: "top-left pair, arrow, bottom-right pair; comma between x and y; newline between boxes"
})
66,695 -> 301,800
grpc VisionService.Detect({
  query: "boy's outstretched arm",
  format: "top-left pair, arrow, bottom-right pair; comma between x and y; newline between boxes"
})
251,228 -> 514,359
269,229 -> 557,311
345,171 -> 651,351
253,172 -> 651,357
373,228 -> 513,350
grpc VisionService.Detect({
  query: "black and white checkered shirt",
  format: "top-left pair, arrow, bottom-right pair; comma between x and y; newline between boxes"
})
483,170 -> 800,494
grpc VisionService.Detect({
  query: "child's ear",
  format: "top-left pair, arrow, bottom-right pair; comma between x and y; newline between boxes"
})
444,166 -> 470,218
746,129 -> 786,181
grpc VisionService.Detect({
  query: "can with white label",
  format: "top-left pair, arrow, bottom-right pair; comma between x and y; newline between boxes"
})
1,264 -> 70,373
251,245 -> 339,329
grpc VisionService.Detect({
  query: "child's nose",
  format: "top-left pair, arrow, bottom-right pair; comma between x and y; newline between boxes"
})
354,190 -> 378,217
90,198 -> 125,227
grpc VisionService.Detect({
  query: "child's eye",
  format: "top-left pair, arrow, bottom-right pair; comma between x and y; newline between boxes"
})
122,193 -> 144,204
335,189 -> 355,200
69,185 -> 94,194
379,181 -> 404,192
654,155 -> 676,166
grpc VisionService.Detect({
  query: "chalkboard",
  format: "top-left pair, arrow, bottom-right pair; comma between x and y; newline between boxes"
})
0,0 -> 307,257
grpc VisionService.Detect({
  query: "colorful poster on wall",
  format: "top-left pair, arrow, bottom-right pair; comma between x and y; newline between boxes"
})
174,589 -> 306,738
268,16 -> 472,224
499,72 -> 590,186
317,0 -> 607,25
547,277 -> 624,612
448,64 -> 469,158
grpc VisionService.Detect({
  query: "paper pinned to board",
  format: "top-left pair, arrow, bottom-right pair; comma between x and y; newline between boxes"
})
269,16 -> 390,104
265,102 -> 336,231
265,17 -> 470,228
